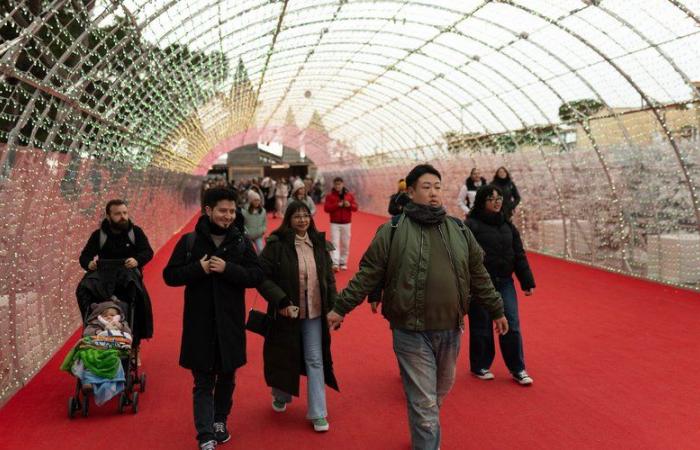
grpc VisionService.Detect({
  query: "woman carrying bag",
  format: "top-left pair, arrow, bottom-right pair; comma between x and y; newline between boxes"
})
256,200 -> 339,432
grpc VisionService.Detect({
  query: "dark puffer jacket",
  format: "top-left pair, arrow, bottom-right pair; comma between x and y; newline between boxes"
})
466,211 -> 535,290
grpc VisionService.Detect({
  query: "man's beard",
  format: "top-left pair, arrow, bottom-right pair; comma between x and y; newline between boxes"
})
111,219 -> 129,231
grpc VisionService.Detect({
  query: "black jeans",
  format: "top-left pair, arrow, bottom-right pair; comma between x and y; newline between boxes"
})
468,277 -> 525,374
192,369 -> 236,443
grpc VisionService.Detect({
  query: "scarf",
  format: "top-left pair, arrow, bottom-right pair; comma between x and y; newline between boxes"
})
403,201 -> 446,225
208,218 -> 228,236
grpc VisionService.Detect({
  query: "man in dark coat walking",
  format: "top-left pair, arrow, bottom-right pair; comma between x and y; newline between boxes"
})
163,188 -> 264,450
78,199 -> 155,342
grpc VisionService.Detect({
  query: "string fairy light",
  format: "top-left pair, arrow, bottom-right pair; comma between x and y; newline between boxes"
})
1,0 -> 699,406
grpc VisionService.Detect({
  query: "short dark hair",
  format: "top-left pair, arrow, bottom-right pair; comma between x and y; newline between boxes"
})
405,164 -> 441,188
333,177 -> 343,183
203,188 -> 237,209
471,184 -> 503,218
105,199 -> 127,215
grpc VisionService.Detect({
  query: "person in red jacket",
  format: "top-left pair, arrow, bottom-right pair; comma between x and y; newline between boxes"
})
323,177 -> 358,271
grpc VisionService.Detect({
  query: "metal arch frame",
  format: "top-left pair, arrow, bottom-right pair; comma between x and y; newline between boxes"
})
259,0 -> 348,130
2,0 -> 698,187
501,0 -> 700,234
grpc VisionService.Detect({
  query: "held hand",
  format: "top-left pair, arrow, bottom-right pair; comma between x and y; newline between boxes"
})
88,257 -> 98,271
278,306 -> 299,318
524,288 -> 534,296
343,200 -> 351,207
200,255 -> 211,274
338,201 -> 344,208
493,317 -> 509,335
209,256 -> 226,273
370,302 -> 379,314
327,310 -> 344,331
124,258 -> 138,269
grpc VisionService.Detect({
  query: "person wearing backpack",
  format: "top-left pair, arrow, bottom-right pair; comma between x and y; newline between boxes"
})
79,199 -> 154,272
327,164 -> 508,450
457,168 -> 487,218
163,188 -> 264,450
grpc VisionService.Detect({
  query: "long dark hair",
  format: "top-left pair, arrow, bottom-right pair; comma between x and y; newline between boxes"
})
273,201 -> 318,236
470,184 -> 504,219
492,166 -> 511,183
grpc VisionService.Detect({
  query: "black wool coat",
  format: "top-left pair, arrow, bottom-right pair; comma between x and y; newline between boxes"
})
466,212 -> 535,290
163,215 -> 264,373
256,229 -> 339,396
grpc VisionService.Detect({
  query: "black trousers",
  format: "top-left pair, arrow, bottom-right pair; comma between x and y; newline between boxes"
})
192,369 -> 236,443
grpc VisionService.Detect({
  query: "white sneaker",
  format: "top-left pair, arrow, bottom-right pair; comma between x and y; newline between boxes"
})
200,440 -> 217,450
339,265 -> 348,270
512,370 -> 533,385
472,369 -> 495,380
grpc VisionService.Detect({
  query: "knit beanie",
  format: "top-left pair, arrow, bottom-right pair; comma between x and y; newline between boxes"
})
292,179 -> 306,195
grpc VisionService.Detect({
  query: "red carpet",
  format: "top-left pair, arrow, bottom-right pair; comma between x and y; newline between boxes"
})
2,211 -> 700,449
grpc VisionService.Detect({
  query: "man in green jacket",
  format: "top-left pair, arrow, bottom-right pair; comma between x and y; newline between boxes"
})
327,164 -> 508,450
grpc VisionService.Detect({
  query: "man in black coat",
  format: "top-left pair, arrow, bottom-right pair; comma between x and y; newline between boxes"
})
163,188 -> 264,450
79,199 -> 154,272
78,199 -> 155,342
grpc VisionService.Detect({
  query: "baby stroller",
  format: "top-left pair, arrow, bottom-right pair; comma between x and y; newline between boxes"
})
67,259 -> 148,417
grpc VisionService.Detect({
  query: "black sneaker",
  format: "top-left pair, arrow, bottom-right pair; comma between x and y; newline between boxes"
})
213,422 -> 230,444
512,370 -> 534,385
471,369 -> 495,380
214,422 -> 231,444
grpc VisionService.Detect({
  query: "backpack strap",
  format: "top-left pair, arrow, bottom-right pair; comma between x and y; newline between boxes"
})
99,228 -> 136,249
99,229 -> 107,250
184,232 -> 196,262
389,214 -> 401,244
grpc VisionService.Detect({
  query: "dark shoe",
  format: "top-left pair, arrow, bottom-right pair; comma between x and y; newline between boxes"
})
199,440 -> 217,450
512,370 -> 533,385
471,369 -> 495,380
272,399 -> 287,412
213,422 -> 230,444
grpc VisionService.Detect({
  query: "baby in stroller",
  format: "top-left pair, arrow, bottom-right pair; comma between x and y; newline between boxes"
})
62,299 -> 132,406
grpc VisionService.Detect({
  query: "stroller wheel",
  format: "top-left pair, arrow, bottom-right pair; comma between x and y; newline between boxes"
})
131,392 -> 139,414
68,397 -> 78,419
81,394 -> 89,417
118,392 -> 127,413
139,373 -> 147,393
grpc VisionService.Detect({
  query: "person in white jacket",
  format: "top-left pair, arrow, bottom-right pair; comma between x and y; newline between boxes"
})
457,168 -> 487,217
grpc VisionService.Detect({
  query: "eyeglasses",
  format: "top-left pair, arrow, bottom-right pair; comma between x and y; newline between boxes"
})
486,196 -> 503,202
292,214 -> 311,220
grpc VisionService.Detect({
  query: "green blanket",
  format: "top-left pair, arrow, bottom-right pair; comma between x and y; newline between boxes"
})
60,338 -> 125,379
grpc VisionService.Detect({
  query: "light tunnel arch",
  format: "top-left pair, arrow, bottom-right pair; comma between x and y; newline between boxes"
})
1,0 -> 700,405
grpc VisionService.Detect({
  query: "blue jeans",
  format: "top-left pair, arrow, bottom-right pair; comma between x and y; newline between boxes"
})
272,317 -> 327,420
468,277 -> 525,373
393,328 -> 462,450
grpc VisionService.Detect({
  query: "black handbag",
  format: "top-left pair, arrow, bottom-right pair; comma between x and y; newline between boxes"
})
245,293 -> 270,336
245,308 -> 270,336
